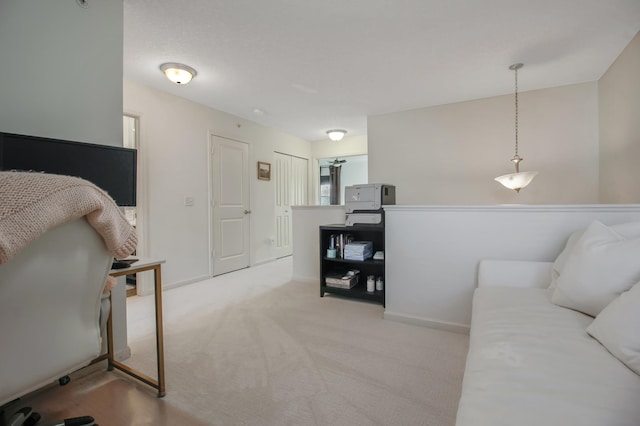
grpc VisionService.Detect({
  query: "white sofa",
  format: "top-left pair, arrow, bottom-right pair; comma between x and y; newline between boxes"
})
456,221 -> 640,426
0,171 -> 137,414
0,219 -> 113,407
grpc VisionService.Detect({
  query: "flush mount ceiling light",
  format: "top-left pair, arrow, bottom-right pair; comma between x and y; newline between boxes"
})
159,62 -> 197,85
326,129 -> 347,142
494,63 -> 538,192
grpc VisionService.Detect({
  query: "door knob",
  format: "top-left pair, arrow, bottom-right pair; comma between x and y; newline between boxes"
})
244,210 -> 251,214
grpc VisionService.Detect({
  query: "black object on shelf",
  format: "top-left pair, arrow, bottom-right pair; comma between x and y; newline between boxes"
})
319,214 -> 385,307
111,258 -> 138,269
111,260 -> 131,270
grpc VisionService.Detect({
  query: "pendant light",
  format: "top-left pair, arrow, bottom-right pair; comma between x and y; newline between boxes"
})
494,63 -> 538,192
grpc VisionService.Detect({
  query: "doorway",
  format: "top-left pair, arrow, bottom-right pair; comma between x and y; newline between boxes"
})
210,135 -> 251,276
123,114 -> 150,295
122,115 -> 139,227
318,155 -> 368,205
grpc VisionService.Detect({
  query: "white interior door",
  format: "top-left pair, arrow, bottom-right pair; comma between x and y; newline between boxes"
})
211,135 -> 250,276
274,153 -> 308,258
292,156 -> 308,206
274,152 -> 291,258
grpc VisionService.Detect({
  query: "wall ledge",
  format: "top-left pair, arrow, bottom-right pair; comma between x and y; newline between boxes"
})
384,204 -> 640,213
292,205 -> 346,210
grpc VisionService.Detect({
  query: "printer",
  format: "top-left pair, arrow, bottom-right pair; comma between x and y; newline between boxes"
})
344,184 -> 395,226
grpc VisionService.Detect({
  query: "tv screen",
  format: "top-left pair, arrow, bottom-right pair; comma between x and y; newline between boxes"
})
0,132 -> 137,206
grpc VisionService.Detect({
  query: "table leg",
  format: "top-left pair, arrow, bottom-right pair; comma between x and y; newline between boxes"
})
154,265 -> 166,397
106,292 -> 114,371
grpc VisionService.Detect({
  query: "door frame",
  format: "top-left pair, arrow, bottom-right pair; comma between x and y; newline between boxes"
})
207,131 -> 252,276
123,112 -> 152,295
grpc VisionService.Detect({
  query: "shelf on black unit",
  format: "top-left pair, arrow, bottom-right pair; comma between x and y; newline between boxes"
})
322,257 -> 385,265
319,215 -> 386,307
321,286 -> 384,305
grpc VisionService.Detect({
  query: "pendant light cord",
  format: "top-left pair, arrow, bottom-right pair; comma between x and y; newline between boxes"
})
496,63 -> 537,191
514,65 -> 519,159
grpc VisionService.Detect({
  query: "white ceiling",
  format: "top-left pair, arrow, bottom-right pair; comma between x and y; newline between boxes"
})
123,0 -> 640,142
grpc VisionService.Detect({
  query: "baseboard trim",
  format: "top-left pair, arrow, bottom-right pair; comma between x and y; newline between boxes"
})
251,258 -> 277,267
291,275 -> 317,284
159,274 -> 211,293
384,311 -> 470,335
140,258 -> 296,295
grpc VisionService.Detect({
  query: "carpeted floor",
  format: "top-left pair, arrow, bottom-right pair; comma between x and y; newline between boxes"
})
124,258 -> 469,426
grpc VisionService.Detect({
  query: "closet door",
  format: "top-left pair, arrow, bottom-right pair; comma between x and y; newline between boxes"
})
291,155 -> 308,207
274,153 -> 307,258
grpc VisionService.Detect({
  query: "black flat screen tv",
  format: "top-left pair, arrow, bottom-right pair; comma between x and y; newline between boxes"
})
0,132 -> 137,206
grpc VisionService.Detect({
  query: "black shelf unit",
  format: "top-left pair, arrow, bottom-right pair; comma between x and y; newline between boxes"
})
319,222 -> 385,306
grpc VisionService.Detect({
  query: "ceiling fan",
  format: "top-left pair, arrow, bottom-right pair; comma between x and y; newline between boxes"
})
326,158 -> 346,167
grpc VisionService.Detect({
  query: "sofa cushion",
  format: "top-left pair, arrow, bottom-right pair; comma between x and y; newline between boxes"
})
549,220 -> 640,290
456,287 -> 640,426
551,220 -> 640,317
587,282 -> 640,375
549,228 -> 583,290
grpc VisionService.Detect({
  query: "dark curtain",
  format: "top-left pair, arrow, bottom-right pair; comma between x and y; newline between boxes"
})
329,165 -> 341,205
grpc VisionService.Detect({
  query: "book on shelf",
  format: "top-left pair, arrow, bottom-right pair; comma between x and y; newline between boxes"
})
328,233 -> 354,259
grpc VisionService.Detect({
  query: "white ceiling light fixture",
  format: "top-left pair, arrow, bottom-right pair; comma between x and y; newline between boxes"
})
495,63 -> 538,193
326,129 -> 347,142
159,62 -> 197,85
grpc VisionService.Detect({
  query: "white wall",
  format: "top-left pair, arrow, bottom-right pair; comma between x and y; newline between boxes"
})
384,205 -> 640,332
123,80 -> 311,288
311,134 -> 368,159
599,31 -> 640,203
368,82 -> 600,205
0,0 -> 123,146
0,0 -> 129,357
338,158 -> 368,204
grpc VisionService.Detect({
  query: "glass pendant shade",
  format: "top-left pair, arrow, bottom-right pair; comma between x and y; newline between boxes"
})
495,171 -> 538,192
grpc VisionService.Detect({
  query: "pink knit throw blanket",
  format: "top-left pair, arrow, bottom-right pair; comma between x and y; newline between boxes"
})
0,171 -> 137,264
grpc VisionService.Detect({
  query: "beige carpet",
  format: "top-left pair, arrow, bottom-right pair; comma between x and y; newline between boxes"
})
125,267 -> 469,425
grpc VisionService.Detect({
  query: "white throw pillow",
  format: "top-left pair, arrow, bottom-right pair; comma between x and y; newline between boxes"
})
587,282 -> 640,375
551,220 -> 640,317
549,220 -> 640,290
549,229 -> 583,290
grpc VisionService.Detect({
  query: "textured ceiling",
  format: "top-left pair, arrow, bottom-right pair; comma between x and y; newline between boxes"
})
123,0 -> 640,141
